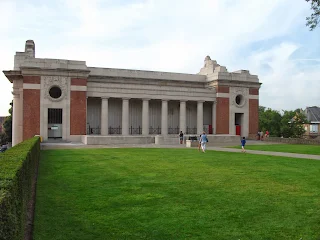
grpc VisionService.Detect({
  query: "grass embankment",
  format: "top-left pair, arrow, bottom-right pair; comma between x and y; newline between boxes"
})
34,148 -> 320,240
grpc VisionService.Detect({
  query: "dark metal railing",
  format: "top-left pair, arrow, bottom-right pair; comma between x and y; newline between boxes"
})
130,126 -> 142,135
186,127 -> 197,134
149,126 -> 161,134
86,125 -> 212,135
109,126 -> 122,135
87,126 -> 101,135
168,126 -> 179,134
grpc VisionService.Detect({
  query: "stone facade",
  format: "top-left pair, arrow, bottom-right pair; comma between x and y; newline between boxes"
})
3,40 -> 261,146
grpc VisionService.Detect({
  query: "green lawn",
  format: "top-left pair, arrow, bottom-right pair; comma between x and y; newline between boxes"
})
34,148 -> 320,240
231,144 -> 320,155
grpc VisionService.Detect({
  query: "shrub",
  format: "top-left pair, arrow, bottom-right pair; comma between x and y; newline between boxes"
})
0,133 -> 7,146
0,137 -> 40,240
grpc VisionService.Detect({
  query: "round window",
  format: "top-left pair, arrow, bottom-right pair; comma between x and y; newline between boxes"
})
49,86 -> 62,99
235,94 -> 243,106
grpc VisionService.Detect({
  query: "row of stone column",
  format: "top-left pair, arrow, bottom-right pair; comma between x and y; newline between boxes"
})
100,98 -> 215,136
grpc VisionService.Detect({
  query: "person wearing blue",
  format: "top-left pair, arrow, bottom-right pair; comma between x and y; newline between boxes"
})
200,131 -> 208,153
241,137 -> 246,153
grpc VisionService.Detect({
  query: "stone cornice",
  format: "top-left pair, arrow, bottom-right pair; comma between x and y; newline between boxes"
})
88,76 -> 208,90
20,67 -> 90,78
87,92 -> 216,102
87,81 -> 215,97
206,71 -> 259,82
208,79 -> 262,88
3,70 -> 23,83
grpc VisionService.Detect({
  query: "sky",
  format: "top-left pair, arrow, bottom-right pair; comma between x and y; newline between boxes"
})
0,0 -> 319,116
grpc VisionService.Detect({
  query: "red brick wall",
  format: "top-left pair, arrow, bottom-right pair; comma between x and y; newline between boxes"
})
249,88 -> 259,95
70,78 -> 87,135
216,97 -> 229,134
23,76 -> 41,84
70,91 -> 86,135
216,86 -> 229,93
249,99 -> 259,135
71,78 -> 87,86
23,89 -> 40,140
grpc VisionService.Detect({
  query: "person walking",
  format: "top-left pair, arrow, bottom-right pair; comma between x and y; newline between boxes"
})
265,130 -> 269,138
179,131 -> 184,144
198,134 -> 202,152
200,131 -> 208,153
241,137 -> 246,153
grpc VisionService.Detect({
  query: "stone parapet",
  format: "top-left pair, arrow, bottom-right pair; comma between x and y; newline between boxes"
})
89,67 -> 206,82
19,58 -> 87,71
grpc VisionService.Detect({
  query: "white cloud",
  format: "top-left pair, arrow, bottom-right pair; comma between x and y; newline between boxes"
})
0,0 -> 319,115
248,42 -> 320,111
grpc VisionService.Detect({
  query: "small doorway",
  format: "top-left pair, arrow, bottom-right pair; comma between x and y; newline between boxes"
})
235,113 -> 243,136
48,108 -> 62,139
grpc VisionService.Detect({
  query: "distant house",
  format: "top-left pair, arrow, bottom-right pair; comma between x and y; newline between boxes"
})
303,106 -> 320,139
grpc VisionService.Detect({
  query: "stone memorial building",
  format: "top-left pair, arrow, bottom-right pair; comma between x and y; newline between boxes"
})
3,40 -> 261,146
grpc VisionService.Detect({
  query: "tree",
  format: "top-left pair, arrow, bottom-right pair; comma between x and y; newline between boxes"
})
0,132 -> 7,146
306,0 -> 320,30
259,106 -> 282,137
3,101 -> 13,143
280,110 -> 307,138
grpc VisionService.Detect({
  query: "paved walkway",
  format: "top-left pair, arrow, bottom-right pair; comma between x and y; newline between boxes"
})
210,147 -> 320,160
41,141 -> 320,160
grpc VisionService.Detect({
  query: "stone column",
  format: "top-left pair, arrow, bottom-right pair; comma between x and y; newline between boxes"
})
197,101 -> 204,134
212,101 -> 216,134
122,98 -> 130,135
142,99 -> 149,135
12,79 -> 23,146
101,97 -> 109,135
179,101 -> 186,133
161,100 -> 168,135
12,91 -> 20,146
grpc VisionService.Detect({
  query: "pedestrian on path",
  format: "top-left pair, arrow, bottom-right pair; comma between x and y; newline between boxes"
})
198,134 -> 202,152
179,131 -> 184,144
200,132 -> 208,153
265,130 -> 269,138
241,137 -> 246,153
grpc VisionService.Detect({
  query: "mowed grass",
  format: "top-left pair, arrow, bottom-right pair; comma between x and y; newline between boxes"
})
34,148 -> 320,240
231,144 -> 320,155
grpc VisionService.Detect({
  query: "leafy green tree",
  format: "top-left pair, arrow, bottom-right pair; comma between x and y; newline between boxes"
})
0,132 -> 7,145
3,101 -> 13,143
306,0 -> 320,30
280,110 -> 307,138
259,106 -> 282,137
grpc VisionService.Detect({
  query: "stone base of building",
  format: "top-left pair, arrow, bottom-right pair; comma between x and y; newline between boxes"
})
81,134 -> 241,145
81,135 -> 155,145
207,134 -> 241,143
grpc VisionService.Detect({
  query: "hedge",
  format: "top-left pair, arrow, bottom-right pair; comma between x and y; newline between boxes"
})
0,137 -> 40,240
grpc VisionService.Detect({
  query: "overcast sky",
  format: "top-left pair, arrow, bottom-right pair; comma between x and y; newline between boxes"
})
0,0 -> 319,116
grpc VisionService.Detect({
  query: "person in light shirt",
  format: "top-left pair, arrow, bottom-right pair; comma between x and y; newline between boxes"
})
200,131 -> 208,153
